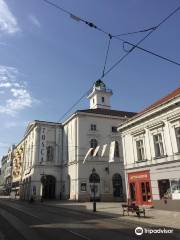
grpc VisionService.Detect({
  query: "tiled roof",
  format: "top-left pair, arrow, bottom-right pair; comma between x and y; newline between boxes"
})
77,108 -> 137,118
138,87 -> 180,116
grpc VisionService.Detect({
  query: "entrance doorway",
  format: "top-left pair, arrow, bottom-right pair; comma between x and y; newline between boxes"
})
89,172 -> 100,201
128,171 -> 152,205
41,175 -> 56,199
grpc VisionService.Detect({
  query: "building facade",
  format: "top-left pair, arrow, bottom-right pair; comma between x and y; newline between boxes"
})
118,88 -> 180,210
4,145 -> 15,194
0,155 -> 8,193
61,80 -> 136,201
20,121 -> 63,200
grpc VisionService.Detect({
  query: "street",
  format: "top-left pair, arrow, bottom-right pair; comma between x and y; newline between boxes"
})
0,199 -> 179,240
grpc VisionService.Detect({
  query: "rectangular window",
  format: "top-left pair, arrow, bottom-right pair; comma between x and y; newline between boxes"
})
46,146 -> 54,161
171,179 -> 180,200
175,127 -> 180,153
81,183 -> 87,192
112,126 -> 117,133
153,133 -> 164,157
136,140 -> 145,161
91,124 -> 96,131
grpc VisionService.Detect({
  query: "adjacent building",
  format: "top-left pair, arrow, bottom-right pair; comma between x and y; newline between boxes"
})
0,155 -> 8,193
4,145 -> 15,194
118,88 -> 180,210
20,121 -> 62,200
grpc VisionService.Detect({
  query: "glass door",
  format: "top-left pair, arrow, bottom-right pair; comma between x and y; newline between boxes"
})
141,181 -> 151,204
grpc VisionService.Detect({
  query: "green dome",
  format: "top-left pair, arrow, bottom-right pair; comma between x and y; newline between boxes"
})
94,79 -> 106,89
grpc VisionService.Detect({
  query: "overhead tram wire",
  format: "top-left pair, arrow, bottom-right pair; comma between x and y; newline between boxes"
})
102,35 -> 112,78
102,6 -> 180,78
42,1 -> 180,120
58,5 -> 180,121
42,0 -> 180,68
42,0 -> 157,38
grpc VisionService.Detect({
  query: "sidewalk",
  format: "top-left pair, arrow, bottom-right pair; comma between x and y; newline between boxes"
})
43,201 -> 180,229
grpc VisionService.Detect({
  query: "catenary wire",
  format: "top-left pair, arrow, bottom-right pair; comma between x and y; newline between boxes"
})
102,35 -> 112,77
41,0 -> 180,120
42,0 -> 180,74
102,6 -> 180,78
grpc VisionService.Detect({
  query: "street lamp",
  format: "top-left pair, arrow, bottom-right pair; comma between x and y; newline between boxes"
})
92,168 -> 96,212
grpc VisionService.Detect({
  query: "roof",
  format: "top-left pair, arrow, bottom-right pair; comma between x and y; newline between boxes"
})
137,87 -> 180,117
118,87 -> 180,130
77,108 -> 137,118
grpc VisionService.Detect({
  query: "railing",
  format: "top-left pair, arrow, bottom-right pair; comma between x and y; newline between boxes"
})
87,87 -> 112,96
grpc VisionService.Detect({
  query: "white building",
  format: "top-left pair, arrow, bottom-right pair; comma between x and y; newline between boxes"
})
20,121 -> 62,200
18,80 -> 136,201
61,80 -> 136,201
118,88 -> 180,210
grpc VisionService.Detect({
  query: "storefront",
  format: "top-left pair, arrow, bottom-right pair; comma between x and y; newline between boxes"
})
128,170 -> 152,206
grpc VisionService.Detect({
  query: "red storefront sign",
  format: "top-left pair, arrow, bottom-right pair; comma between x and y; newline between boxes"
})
128,170 -> 152,206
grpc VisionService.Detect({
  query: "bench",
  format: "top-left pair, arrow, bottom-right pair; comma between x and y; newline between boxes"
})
122,203 -> 145,217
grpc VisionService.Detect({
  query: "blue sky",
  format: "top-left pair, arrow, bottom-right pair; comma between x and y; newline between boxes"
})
0,0 -> 179,160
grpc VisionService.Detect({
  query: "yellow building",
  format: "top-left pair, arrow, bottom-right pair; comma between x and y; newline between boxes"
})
11,142 -> 24,196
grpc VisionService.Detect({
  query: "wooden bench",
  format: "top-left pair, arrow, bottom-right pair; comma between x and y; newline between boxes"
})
122,203 -> 145,217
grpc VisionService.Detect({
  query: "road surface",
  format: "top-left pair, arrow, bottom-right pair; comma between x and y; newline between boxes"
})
0,199 -> 179,240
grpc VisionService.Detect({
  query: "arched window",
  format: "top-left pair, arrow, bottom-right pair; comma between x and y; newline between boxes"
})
90,139 -> 98,156
114,141 -> 120,157
112,173 -> 123,197
89,173 -> 100,183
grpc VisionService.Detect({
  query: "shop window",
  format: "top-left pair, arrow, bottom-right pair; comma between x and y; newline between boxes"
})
81,183 -> 87,192
171,179 -> 180,200
91,124 -> 96,131
175,127 -> 180,153
153,133 -> 164,157
141,181 -> 151,202
136,140 -> 145,161
158,179 -> 170,199
90,139 -> 98,156
46,146 -> 54,161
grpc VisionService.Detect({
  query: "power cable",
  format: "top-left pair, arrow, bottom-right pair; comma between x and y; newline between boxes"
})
42,0 -> 155,38
113,26 -> 157,37
42,0 -> 180,120
102,35 -> 112,78
121,40 -> 180,67
102,6 -> 180,78
42,0 -> 180,67
58,91 -> 88,122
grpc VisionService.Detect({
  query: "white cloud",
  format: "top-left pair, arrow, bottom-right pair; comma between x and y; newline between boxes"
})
0,0 -> 20,34
0,65 -> 38,116
0,82 -> 11,88
28,14 -> 41,28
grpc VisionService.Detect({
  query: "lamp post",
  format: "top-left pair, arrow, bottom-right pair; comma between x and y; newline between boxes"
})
92,168 -> 96,212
